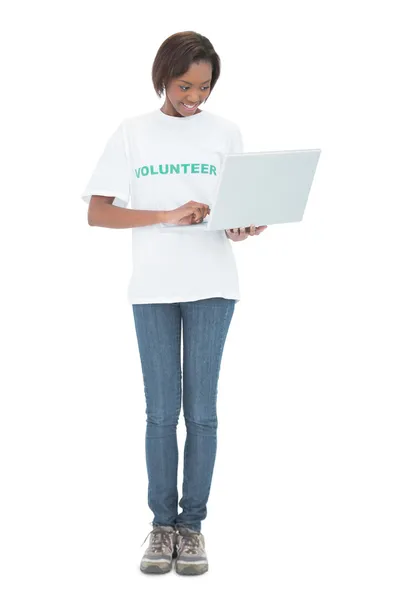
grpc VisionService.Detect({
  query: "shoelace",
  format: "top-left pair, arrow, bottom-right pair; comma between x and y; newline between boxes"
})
176,528 -> 202,555
141,525 -> 175,553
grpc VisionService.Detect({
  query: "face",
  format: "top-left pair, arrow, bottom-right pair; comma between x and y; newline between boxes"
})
161,61 -> 212,117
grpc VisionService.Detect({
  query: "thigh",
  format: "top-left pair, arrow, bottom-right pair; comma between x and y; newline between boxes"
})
180,298 -> 236,418
132,303 -> 182,421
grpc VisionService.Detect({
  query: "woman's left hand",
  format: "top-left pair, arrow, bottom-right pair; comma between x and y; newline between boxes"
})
225,225 -> 268,241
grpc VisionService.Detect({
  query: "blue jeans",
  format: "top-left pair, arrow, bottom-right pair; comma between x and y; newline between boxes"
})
132,297 -> 236,532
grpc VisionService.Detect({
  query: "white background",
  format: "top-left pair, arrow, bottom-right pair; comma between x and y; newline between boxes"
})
1,0 -> 399,598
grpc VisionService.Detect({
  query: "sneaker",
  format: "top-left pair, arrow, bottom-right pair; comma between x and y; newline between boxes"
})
140,525 -> 177,574
175,526 -> 209,575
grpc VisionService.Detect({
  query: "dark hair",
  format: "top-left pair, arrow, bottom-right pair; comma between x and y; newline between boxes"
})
152,31 -> 221,102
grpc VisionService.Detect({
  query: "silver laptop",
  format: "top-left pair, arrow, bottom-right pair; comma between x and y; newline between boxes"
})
160,148 -> 321,232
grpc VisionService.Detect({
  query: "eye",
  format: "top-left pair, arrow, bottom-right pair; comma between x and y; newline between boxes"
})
180,86 -> 210,92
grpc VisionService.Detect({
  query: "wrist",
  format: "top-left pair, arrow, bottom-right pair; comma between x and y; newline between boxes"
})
159,210 -> 168,224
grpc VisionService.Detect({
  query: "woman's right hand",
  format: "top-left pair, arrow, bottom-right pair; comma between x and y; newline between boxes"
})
163,201 -> 210,226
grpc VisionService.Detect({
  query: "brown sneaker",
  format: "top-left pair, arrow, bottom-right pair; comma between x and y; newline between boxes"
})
140,525 -> 177,574
175,526 -> 208,576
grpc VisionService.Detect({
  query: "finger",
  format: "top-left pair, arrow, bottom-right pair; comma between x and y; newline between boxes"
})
250,224 -> 256,235
240,227 -> 245,235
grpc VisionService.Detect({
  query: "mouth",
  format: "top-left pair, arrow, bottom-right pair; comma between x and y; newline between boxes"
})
181,102 -> 199,112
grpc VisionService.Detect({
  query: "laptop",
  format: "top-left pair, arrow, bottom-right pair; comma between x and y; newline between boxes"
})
160,148 -> 321,232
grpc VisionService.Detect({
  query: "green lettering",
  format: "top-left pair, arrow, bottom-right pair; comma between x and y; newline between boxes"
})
134,162 -> 218,178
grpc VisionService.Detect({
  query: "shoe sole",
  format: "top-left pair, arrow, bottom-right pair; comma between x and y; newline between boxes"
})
140,563 -> 172,574
175,562 -> 208,576
140,548 -> 177,574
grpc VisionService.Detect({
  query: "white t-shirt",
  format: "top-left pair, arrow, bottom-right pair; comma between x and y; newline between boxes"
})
81,108 -> 244,305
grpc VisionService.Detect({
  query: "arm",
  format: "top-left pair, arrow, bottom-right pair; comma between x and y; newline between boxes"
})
88,196 -> 166,229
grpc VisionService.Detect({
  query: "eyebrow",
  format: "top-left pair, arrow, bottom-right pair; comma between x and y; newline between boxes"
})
177,79 -> 211,84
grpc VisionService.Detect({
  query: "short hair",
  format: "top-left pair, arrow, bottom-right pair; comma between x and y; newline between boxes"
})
152,31 -> 221,101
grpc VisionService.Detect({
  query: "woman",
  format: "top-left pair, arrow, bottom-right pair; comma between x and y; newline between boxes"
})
81,30 -> 267,576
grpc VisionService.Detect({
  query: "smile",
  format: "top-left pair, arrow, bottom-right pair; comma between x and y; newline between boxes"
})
182,103 -> 198,111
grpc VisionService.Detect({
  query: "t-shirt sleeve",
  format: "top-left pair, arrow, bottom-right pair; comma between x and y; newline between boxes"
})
81,119 -> 131,209
229,124 -> 244,154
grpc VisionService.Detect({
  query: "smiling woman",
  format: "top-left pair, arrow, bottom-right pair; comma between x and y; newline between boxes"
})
81,30 -> 256,577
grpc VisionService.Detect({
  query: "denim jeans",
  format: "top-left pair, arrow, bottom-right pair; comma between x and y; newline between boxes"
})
132,297 -> 236,532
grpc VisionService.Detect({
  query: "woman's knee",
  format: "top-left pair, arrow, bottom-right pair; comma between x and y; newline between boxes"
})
183,414 -> 218,435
